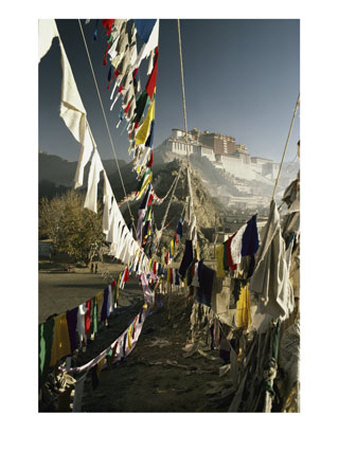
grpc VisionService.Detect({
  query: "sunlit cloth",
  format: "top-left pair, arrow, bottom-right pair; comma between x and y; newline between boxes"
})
38,19 -> 59,62
230,224 -> 247,265
59,35 -> 96,189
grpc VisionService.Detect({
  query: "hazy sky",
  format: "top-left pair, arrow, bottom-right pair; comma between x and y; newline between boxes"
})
39,19 -> 299,162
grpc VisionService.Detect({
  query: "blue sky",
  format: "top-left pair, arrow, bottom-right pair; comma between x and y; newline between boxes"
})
39,19 -> 299,162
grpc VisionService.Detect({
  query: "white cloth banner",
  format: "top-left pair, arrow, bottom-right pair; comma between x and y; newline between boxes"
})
250,200 -> 294,324
103,172 -> 114,235
59,38 -> 96,189
39,17 -> 146,273
230,223 -> 247,265
84,148 -> 104,213
38,19 -> 58,62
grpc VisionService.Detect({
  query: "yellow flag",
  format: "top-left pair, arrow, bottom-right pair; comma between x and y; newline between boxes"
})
95,290 -> 104,312
136,171 -> 153,200
235,285 -> 252,328
135,101 -> 155,147
170,239 -> 175,255
97,357 -> 105,376
216,244 -> 226,278
127,324 -> 133,349
50,313 -> 71,367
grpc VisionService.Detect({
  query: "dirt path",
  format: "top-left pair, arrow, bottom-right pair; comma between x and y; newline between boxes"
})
80,295 -> 232,413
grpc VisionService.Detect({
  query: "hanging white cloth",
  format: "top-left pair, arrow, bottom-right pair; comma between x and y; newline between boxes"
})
230,224 -> 247,265
250,200 -> 294,323
84,148 -> 104,213
119,231 -> 133,263
115,225 -> 130,261
38,19 -> 59,62
76,303 -> 87,345
74,124 -> 96,189
59,36 -> 96,189
102,172 -> 114,235
107,200 -> 123,245
108,283 -> 114,314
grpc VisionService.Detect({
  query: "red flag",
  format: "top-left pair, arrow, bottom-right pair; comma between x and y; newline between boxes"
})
123,267 -> 129,282
145,47 -> 159,100
170,268 -> 173,284
85,299 -> 92,334
102,19 -> 115,35
147,149 -> 154,167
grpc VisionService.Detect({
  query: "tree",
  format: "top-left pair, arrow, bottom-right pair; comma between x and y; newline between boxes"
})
39,191 -> 105,265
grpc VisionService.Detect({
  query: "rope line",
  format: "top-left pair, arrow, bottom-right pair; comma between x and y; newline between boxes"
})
283,151 -> 299,173
177,19 -> 195,221
177,19 -> 189,162
77,19 -> 137,234
272,93 -> 300,199
155,167 -> 182,254
117,169 -> 181,208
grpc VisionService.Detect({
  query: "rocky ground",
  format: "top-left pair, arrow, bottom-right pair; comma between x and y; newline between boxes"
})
80,293 -> 232,413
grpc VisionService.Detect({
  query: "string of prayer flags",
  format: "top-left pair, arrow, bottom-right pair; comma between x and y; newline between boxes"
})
137,184 -> 153,244
67,273 -> 155,379
39,260 -> 136,376
100,19 -> 159,183
135,167 -> 153,200
215,215 -> 259,277
39,20 -> 147,270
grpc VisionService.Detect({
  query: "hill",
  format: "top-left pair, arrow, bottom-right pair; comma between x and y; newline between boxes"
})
38,152 -> 225,252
